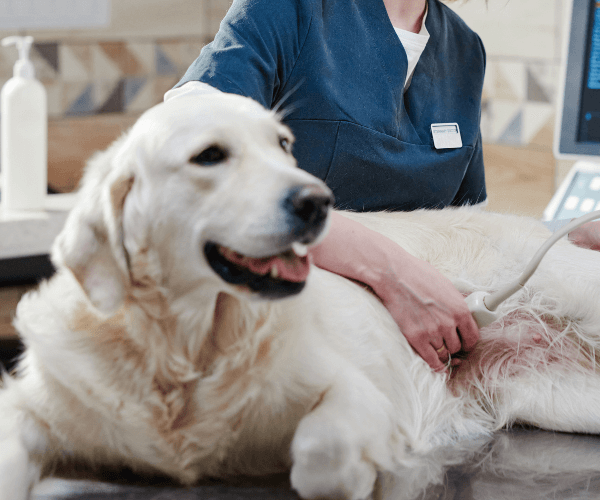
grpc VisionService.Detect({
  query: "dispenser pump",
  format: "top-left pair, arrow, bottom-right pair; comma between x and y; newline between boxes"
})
2,36 -> 35,79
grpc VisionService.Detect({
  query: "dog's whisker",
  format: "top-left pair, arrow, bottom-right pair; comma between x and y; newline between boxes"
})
272,79 -> 305,119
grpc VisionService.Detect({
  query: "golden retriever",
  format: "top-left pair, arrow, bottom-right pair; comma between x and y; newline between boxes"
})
3,93 -> 600,500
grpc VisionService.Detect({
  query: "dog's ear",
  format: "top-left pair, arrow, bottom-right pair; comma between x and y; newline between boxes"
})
52,142 -> 135,315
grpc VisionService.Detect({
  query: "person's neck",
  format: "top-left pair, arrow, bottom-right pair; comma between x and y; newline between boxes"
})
383,0 -> 427,33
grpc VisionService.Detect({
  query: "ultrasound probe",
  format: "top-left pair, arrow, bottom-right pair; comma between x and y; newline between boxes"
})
466,210 -> 600,328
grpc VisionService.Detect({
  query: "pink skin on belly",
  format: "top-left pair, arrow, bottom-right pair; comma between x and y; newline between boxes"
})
448,309 -> 591,395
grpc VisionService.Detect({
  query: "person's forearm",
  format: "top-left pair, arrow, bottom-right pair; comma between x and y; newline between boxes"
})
310,211 -> 480,372
310,211 -> 401,289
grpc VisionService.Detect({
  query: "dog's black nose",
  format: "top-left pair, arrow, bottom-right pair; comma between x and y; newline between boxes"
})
284,185 -> 334,241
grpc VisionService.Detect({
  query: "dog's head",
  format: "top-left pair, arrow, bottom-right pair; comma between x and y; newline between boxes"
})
52,93 -> 333,315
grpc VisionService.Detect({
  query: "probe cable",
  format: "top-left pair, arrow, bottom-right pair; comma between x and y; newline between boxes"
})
466,209 -> 600,327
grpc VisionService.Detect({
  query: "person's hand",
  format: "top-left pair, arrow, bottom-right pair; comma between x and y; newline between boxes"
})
568,220 -> 600,251
366,249 -> 479,373
310,212 -> 480,373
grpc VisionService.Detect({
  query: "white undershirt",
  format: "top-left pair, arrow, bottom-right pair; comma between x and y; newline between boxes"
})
393,13 -> 430,90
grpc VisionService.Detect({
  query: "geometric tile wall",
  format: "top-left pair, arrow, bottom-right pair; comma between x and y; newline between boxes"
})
3,43 -> 555,149
481,58 -> 558,147
0,37 -> 209,118
0,0 -> 562,151
8,44 -> 556,150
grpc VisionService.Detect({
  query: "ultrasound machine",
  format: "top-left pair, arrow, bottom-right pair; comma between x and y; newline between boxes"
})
545,0 -> 600,220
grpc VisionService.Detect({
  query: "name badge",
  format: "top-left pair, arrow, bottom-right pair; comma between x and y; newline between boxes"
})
431,123 -> 462,149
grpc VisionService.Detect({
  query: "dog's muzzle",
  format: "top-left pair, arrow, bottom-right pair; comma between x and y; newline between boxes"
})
204,184 -> 333,299
283,185 -> 334,244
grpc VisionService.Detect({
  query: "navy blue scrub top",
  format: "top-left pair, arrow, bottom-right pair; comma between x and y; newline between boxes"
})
176,0 -> 487,212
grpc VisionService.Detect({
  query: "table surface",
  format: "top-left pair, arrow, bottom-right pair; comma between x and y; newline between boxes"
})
0,193 -> 76,260
28,429 -> 600,500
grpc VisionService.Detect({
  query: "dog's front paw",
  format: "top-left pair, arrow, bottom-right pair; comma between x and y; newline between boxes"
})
290,422 -> 378,500
0,438 -> 38,500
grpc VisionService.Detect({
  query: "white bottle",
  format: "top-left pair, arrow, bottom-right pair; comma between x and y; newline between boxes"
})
1,36 -> 47,211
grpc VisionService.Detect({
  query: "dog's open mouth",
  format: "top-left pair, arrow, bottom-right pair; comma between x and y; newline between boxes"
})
204,242 -> 310,298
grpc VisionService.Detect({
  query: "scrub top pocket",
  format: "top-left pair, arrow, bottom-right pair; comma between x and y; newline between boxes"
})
324,121 -> 475,211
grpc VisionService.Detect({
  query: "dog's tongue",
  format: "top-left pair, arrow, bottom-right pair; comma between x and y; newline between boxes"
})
220,247 -> 310,282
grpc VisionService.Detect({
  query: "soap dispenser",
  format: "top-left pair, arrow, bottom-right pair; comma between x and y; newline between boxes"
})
1,36 -> 47,211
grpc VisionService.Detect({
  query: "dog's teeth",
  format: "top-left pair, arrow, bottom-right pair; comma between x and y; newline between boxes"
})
292,242 -> 308,257
221,247 -> 234,259
270,265 -> 279,279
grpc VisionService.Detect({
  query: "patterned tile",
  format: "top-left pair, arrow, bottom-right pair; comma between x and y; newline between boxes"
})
153,75 -> 180,102
488,99 -> 521,143
526,68 -> 551,103
495,69 -> 519,101
34,43 -> 59,73
126,78 -> 156,111
0,35 -> 561,146
100,42 -> 144,76
156,39 -> 204,74
498,110 -> 523,145
481,62 -> 496,101
91,45 -> 122,83
93,79 -> 119,109
528,112 -> 556,149
480,57 -> 562,146
64,83 -> 95,116
522,102 -> 554,145
124,77 -> 147,107
97,80 -> 126,114
209,0 -> 232,36
127,42 -> 156,75
29,47 -> 58,82
59,45 -> 90,82
527,62 -> 558,103
44,81 -> 64,118
496,61 -> 526,101
180,42 -> 205,70
155,45 -> 178,75
0,50 -> 17,78
480,99 -> 493,142
68,44 -> 94,74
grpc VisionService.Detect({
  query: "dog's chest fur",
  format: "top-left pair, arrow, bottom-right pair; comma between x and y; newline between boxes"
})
17,280 -> 313,482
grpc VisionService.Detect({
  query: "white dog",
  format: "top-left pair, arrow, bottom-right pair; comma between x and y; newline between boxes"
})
3,93 -> 600,500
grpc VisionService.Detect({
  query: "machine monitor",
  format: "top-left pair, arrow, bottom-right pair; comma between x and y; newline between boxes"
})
555,0 -> 600,158
546,0 -> 600,220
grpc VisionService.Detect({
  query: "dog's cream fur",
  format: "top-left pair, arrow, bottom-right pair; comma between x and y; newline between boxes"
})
3,94 -> 600,500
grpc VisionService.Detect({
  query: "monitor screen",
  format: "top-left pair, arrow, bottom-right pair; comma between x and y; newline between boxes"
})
556,0 -> 600,157
579,0 -> 600,143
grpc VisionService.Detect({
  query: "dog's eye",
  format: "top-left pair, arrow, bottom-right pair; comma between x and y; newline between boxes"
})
279,137 -> 291,152
190,146 -> 228,166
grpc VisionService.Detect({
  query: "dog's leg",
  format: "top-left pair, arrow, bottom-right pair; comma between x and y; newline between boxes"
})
0,410 -> 48,500
0,379 -> 52,500
290,368 -> 398,500
498,370 -> 600,433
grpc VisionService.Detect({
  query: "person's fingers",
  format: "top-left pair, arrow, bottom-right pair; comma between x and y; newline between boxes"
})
456,309 -> 479,351
431,336 -> 445,351
432,342 -> 450,362
441,327 -> 462,354
438,348 -> 450,363
416,342 -> 448,373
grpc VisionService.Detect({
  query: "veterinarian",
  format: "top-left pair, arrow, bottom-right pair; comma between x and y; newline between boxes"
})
165,0 -> 488,372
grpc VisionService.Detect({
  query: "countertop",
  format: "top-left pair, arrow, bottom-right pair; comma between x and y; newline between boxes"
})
29,429 -> 600,500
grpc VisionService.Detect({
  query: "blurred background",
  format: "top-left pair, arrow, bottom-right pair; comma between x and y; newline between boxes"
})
0,0 -> 578,341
